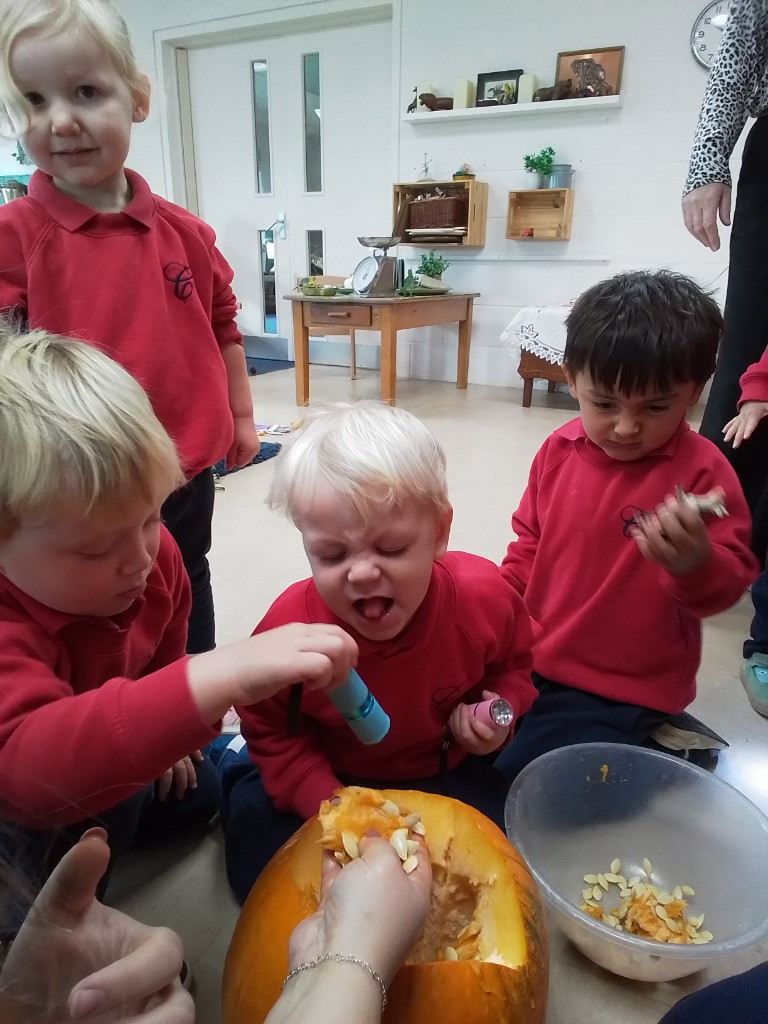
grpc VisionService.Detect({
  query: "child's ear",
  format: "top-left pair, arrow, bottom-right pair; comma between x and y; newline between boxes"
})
433,507 -> 453,559
688,382 -> 706,407
132,75 -> 152,123
564,370 -> 578,400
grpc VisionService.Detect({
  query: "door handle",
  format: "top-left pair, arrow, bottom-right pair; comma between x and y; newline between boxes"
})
326,312 -> 350,318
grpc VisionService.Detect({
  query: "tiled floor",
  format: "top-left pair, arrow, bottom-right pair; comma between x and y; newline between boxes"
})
111,365 -> 768,1023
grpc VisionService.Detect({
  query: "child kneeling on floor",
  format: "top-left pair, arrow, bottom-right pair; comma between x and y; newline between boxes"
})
495,269 -> 758,783
0,328 -> 356,937
221,401 -> 537,903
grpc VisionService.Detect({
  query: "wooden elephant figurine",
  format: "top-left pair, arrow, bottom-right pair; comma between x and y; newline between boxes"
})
418,92 -> 454,111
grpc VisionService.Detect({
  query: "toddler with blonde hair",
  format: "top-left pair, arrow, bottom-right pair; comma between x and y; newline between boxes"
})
222,400 -> 537,903
0,327 -> 356,937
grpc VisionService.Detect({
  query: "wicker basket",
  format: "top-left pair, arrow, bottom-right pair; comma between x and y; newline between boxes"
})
409,195 -> 468,230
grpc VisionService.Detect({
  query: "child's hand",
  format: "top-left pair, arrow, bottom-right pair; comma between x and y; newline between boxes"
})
723,402 -> 768,447
227,414 -> 262,469
188,623 -> 359,719
448,689 -> 511,755
158,749 -> 203,800
630,494 -> 710,575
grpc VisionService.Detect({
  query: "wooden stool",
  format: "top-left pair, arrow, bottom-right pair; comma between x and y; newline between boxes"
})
518,351 -> 568,407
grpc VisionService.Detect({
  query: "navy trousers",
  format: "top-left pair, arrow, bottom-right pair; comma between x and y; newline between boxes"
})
1,755 -> 221,937
658,961 -> 768,1023
162,467 -> 216,654
495,674 -> 669,784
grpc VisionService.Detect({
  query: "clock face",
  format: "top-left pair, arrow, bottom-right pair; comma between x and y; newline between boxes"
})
352,256 -> 379,294
691,0 -> 729,69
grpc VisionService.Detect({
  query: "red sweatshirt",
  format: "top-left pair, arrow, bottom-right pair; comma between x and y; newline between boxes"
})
500,418 -> 757,713
0,169 -> 240,476
739,349 -> 768,405
0,528 -> 218,827
238,551 -> 536,820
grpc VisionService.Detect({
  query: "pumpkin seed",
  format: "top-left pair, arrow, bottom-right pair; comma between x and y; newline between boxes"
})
583,873 -> 599,884
643,857 -> 653,877
406,839 -> 420,857
592,886 -> 602,901
412,821 -> 426,836
444,946 -> 459,961
381,800 -> 401,816
610,858 -> 621,874
403,854 -> 419,874
341,831 -> 360,860
681,885 -> 695,896
401,812 -> 421,828
390,828 -> 409,860
597,873 -> 610,890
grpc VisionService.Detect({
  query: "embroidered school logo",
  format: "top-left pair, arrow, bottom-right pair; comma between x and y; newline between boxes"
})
163,262 -> 194,301
620,504 -> 650,538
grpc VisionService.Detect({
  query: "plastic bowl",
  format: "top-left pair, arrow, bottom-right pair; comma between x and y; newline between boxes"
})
505,743 -> 768,981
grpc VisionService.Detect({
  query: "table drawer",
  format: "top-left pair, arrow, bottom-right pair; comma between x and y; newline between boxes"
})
307,302 -> 371,327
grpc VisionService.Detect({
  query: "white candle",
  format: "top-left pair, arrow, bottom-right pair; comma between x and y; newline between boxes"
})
517,73 -> 538,105
452,78 -> 475,108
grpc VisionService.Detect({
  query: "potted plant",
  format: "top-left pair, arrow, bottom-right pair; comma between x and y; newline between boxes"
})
416,251 -> 450,282
523,146 -> 555,189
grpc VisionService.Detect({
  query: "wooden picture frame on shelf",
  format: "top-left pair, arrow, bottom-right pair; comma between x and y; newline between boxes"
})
555,46 -> 624,98
475,68 -> 524,106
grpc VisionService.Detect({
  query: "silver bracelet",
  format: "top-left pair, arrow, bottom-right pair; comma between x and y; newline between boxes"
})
282,952 -> 387,1010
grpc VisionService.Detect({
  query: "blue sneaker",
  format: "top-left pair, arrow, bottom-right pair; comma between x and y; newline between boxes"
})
740,654 -> 768,718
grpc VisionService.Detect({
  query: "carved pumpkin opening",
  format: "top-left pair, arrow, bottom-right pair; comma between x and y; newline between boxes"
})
223,786 -> 549,1024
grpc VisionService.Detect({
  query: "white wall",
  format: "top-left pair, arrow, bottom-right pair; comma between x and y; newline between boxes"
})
114,0 -> 735,390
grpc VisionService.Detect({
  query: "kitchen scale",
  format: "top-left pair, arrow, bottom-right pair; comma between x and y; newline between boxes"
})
351,235 -> 401,296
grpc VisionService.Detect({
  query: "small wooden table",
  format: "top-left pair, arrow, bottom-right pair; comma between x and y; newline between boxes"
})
285,292 -> 479,406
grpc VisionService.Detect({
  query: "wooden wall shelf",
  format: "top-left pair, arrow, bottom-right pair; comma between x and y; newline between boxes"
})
393,178 -> 488,248
506,188 -> 574,241
402,94 -> 622,125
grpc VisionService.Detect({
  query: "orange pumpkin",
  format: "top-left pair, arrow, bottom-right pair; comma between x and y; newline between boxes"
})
222,787 -> 549,1024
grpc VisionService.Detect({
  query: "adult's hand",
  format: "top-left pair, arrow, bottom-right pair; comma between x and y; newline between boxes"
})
289,834 -> 432,987
682,182 -> 732,251
0,828 -> 193,1023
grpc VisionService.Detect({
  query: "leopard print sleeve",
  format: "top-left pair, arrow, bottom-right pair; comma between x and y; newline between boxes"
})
683,0 -> 768,195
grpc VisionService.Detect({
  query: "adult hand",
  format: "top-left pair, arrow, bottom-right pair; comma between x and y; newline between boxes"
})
682,182 -> 732,251
227,415 -> 261,470
289,834 -> 432,987
630,494 -> 711,575
448,689 -> 510,755
157,750 -> 202,801
723,401 -> 768,447
0,828 -> 193,1024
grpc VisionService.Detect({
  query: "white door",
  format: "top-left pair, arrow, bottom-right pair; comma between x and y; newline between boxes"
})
186,19 -> 392,358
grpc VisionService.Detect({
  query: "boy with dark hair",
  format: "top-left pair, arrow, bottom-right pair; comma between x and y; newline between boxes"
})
495,270 -> 758,781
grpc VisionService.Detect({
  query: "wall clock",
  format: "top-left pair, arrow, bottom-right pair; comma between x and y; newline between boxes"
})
690,0 -> 729,70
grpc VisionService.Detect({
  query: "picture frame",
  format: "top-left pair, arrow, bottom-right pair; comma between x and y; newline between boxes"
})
475,68 -> 524,107
554,46 -> 625,98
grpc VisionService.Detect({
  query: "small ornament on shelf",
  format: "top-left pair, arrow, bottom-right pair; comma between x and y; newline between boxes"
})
417,152 -> 434,181
452,162 -> 475,180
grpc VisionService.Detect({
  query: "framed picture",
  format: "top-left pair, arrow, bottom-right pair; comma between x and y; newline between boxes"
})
555,46 -> 624,98
475,68 -> 524,106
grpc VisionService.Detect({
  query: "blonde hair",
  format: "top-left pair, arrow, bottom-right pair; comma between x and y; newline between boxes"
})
0,327 -> 184,534
268,401 -> 450,523
0,0 -> 150,135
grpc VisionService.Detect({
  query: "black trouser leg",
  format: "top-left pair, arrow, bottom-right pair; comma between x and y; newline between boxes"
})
699,116 -> 768,561
162,468 -> 216,654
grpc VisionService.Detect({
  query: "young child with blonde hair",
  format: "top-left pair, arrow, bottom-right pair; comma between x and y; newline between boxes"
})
0,327 -> 356,937
0,0 -> 260,654
221,400 -> 537,903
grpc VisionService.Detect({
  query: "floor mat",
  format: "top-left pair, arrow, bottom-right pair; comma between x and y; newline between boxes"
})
213,441 -> 281,479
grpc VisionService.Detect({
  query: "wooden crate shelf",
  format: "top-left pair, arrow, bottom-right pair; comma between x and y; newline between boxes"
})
393,178 -> 488,248
506,188 -> 574,241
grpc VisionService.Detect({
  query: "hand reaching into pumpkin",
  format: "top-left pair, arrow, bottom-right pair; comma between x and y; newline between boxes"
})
448,689 -> 512,755
0,827 -> 193,1024
266,835 -> 432,1024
